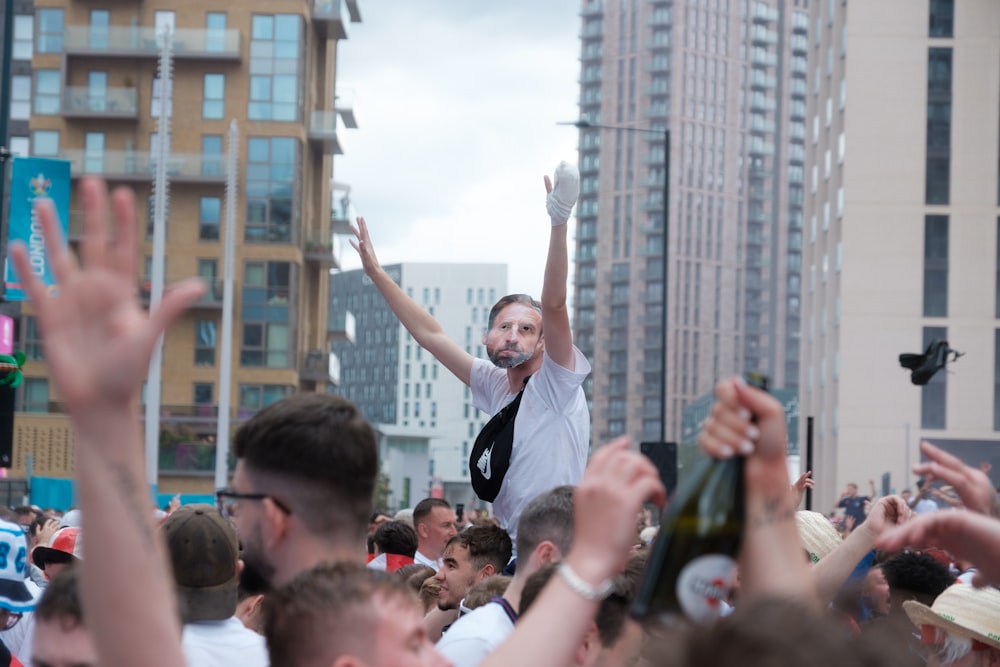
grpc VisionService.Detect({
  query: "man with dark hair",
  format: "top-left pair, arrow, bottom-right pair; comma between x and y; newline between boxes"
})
218,391 -> 379,586
32,568 -> 93,667
435,524 -> 512,614
437,486 -> 575,667
351,163 -> 591,545
264,562 -> 449,667
368,520 -> 419,572
413,498 -> 458,570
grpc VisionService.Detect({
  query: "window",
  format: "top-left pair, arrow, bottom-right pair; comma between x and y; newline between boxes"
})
20,316 -> 43,361
995,218 -> 1000,318
22,378 -> 48,413
34,70 -> 60,115
206,13 -> 227,52
195,320 -> 216,366
84,133 -> 105,173
10,76 -> 30,121
89,10 -> 109,49
248,14 -> 302,121
36,8 -> 63,53
245,137 -> 297,243
198,259 -> 219,300
238,384 -> 291,415
13,15 -> 33,60
203,74 -> 225,119
32,130 -> 59,157
202,135 -> 223,176
8,137 -> 28,157
921,326 -> 947,429
240,261 -> 292,367
87,71 -> 108,112
926,48 -> 952,205
995,330 -> 1000,431
193,383 -> 213,406
199,197 -> 221,240
929,0 -> 953,38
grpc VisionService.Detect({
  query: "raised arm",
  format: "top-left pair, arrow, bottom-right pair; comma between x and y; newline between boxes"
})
540,162 -> 579,371
350,216 -> 475,386
9,177 -> 200,667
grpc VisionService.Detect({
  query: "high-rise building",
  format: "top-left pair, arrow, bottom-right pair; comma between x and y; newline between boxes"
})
573,0 -> 804,447
330,263 -> 507,512
801,0 -> 1000,511
10,0 -> 360,498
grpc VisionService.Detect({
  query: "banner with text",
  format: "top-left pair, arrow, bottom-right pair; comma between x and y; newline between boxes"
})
4,157 -> 71,301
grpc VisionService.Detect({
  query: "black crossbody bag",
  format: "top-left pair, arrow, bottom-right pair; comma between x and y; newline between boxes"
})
469,378 -> 529,502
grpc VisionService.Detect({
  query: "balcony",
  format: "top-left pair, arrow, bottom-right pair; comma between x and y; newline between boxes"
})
331,183 -> 354,234
328,309 -> 356,344
300,349 -> 335,383
309,111 -> 345,154
61,86 -> 137,120
313,0 -> 350,40
334,89 -> 359,128
64,26 -> 241,60
581,0 -> 603,17
60,149 -> 227,184
303,232 -> 341,269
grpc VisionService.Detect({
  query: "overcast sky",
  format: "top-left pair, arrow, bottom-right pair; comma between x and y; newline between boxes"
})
333,2 -> 581,296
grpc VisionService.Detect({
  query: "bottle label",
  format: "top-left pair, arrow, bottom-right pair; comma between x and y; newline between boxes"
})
675,554 -> 736,622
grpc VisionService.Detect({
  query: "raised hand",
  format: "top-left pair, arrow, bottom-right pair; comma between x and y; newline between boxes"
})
914,440 -> 999,517
9,178 -> 203,420
348,216 -> 383,279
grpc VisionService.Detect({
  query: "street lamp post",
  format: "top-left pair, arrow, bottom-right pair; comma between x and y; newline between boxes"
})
560,120 -> 671,444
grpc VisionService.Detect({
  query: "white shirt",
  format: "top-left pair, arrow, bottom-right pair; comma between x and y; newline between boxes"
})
436,599 -> 516,667
182,616 -> 269,667
414,550 -> 441,572
471,348 -> 591,546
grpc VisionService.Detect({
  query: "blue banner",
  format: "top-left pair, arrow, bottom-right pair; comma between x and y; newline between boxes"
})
4,157 -> 71,301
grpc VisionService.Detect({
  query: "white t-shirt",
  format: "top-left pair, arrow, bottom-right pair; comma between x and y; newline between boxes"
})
414,550 -> 441,572
182,616 -> 269,667
436,599 -> 517,667
471,348 -> 591,545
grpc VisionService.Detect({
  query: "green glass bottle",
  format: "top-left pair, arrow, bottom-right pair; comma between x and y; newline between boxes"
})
631,373 -> 768,623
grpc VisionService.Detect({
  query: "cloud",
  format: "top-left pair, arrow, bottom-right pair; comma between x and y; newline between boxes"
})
334,1 -> 580,296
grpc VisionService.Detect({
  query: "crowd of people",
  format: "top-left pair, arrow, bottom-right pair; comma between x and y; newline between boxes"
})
0,166 -> 998,667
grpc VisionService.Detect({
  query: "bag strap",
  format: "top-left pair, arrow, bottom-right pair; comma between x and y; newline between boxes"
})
490,596 -> 519,624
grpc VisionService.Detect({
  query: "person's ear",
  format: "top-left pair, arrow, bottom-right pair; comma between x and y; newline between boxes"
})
535,540 -> 561,566
477,563 -> 496,582
417,522 -> 429,540
575,621 -> 600,666
262,497 -> 291,546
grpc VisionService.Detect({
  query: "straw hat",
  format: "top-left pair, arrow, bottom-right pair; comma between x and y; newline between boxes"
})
903,583 -> 1000,651
795,511 -> 842,563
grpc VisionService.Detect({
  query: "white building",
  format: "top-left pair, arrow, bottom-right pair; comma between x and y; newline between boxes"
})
331,263 -> 507,511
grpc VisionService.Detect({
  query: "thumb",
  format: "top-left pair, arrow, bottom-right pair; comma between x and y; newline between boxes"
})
733,379 -> 784,421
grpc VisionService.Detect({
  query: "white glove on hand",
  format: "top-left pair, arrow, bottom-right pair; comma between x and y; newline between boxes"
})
546,161 -> 580,226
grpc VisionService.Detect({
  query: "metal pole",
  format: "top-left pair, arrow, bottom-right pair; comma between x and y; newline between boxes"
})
0,0 -> 17,296
214,121 -> 238,490
659,129 -> 670,444
805,416 -> 814,511
144,25 -> 173,488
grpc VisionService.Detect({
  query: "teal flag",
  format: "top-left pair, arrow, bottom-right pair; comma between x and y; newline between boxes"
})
5,156 -> 71,301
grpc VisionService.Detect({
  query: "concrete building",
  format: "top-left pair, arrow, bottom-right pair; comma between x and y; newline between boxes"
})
800,0 -> 1000,512
573,0 -> 805,448
330,263 -> 507,512
10,0 -> 360,498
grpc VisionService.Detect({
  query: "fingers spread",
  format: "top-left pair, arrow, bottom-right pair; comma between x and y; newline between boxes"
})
79,177 -> 109,270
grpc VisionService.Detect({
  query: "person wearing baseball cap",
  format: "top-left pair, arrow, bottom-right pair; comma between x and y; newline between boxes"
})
904,583 -> 1000,666
31,527 -> 83,581
160,504 -> 268,667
